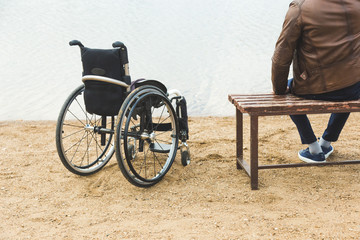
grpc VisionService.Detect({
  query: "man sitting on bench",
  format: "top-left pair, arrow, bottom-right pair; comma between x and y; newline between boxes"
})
271,0 -> 360,163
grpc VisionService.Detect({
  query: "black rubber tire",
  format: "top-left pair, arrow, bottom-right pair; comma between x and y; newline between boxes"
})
181,150 -> 190,166
115,86 -> 178,187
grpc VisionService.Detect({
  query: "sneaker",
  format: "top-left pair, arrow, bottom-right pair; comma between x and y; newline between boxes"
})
298,148 -> 326,163
321,145 -> 334,159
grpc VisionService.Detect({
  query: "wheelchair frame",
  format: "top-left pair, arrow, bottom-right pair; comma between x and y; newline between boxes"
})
55,40 -> 190,187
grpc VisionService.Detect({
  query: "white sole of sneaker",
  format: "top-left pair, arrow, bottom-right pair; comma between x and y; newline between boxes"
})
324,146 -> 334,159
298,152 -> 326,163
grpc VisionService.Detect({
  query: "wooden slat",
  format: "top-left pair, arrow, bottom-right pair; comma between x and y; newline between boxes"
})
229,94 -> 360,116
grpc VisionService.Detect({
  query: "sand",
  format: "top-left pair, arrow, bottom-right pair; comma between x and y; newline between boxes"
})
1,115 -> 360,239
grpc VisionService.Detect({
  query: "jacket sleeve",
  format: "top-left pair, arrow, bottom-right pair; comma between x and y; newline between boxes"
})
271,1 -> 302,95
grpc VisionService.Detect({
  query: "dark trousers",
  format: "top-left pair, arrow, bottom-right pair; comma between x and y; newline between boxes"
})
288,80 -> 360,144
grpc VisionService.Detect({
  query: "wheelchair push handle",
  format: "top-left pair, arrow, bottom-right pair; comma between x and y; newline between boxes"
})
112,41 -> 125,48
69,40 -> 84,48
112,41 -> 129,66
69,39 -> 126,51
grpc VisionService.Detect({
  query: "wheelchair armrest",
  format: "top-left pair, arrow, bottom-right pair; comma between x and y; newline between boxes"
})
82,75 -> 130,89
168,89 -> 182,97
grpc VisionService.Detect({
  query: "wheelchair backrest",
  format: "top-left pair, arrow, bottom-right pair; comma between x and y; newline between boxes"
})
70,40 -> 131,116
81,47 -> 124,81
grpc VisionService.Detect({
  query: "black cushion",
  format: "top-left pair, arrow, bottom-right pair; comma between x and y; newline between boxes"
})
81,47 -> 124,80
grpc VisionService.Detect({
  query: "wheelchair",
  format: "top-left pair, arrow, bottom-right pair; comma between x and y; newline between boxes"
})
55,40 -> 190,187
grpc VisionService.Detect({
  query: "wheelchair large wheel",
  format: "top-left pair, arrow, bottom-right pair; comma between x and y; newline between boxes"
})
56,85 -> 115,175
115,86 -> 179,187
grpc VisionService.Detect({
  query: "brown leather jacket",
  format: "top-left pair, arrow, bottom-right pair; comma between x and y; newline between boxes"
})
271,0 -> 360,95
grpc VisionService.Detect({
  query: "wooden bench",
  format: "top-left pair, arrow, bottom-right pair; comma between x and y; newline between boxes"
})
228,93 -> 360,190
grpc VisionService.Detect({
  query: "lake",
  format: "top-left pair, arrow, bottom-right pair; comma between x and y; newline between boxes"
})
0,0 -> 289,120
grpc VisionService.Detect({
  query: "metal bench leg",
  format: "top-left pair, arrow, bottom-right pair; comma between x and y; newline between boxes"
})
250,115 -> 259,190
236,109 -> 243,169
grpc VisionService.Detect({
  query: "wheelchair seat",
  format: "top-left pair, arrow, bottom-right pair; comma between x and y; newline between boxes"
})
130,79 -> 167,94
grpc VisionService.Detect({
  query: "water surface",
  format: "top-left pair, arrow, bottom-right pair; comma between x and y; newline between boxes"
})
0,0 -> 289,120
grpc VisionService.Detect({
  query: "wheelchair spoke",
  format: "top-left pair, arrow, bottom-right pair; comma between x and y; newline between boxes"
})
155,103 -> 166,126
63,123 -> 85,129
62,128 -> 85,140
80,131 -> 96,166
154,116 -> 171,131
64,130 -> 87,154
69,131 -> 87,164
130,118 -> 138,131
153,151 -> 164,169
88,131 -> 103,158
145,99 -> 160,131
87,112 -> 96,126
67,109 -> 87,127
93,115 -> 103,127
89,130 -> 113,156
74,97 -> 92,124
153,130 -> 172,138
86,131 -> 90,165
138,144 -> 151,178
154,138 -> 172,146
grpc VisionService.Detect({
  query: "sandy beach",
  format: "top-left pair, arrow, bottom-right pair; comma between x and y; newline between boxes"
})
1,115 -> 360,239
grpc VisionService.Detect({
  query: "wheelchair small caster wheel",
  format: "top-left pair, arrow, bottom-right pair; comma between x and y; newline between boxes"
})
181,150 -> 190,166
127,144 -> 135,160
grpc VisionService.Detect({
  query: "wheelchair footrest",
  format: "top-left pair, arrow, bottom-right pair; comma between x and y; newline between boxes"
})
149,142 -> 171,153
